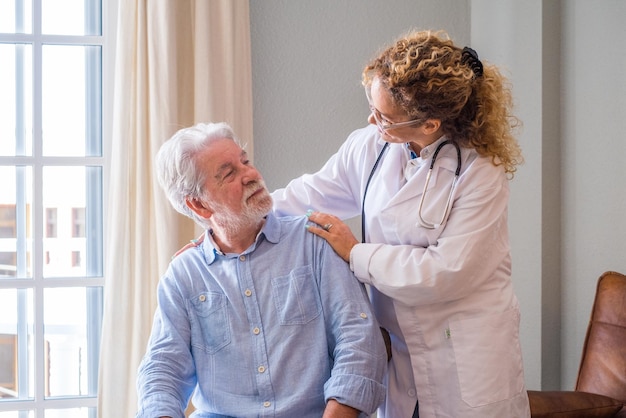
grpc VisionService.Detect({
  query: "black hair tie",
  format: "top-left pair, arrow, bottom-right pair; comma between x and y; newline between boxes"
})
461,47 -> 483,77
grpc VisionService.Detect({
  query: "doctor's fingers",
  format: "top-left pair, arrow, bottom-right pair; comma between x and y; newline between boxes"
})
305,225 -> 356,262
305,211 -> 342,230
305,215 -> 357,262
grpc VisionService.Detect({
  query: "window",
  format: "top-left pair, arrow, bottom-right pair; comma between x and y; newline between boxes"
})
71,208 -> 85,238
0,0 -> 110,416
44,208 -> 56,238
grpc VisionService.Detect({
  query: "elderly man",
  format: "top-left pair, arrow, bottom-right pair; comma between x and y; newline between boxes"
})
136,122 -> 387,418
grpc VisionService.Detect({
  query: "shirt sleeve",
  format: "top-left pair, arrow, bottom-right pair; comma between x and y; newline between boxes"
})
135,273 -> 196,418
317,240 -> 387,414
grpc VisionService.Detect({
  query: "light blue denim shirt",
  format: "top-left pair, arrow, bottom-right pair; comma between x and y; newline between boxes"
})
136,214 -> 387,418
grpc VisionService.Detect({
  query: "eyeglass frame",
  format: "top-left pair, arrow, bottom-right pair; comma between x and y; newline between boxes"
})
365,84 -> 424,132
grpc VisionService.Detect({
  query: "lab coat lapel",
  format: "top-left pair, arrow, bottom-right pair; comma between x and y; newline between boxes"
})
383,144 -> 460,211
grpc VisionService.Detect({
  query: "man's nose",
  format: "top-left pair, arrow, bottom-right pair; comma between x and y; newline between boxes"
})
241,165 -> 260,183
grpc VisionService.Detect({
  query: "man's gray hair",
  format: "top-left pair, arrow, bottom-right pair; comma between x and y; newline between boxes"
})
155,122 -> 243,227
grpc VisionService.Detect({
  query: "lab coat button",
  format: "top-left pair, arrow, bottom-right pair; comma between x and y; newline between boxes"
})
408,388 -> 416,397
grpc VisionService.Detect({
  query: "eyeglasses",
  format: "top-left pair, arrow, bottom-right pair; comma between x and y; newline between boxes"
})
365,85 -> 423,132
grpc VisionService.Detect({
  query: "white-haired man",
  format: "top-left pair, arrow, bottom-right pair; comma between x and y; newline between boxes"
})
136,122 -> 387,418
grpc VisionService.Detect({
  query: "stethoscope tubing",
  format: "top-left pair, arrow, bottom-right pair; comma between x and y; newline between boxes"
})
361,139 -> 461,240
361,142 -> 389,243
416,140 -> 461,229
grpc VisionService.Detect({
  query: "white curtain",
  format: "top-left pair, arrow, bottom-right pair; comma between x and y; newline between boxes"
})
97,2 -> 252,417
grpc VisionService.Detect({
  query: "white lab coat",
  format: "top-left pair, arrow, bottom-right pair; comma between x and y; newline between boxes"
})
272,125 -> 530,418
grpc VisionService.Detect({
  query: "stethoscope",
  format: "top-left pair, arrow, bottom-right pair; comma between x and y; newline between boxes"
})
361,139 -> 462,241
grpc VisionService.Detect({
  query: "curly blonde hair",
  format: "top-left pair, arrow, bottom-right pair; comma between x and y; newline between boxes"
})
363,30 -> 523,176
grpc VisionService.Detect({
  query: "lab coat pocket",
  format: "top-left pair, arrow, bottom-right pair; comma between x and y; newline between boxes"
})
189,292 -> 231,354
272,265 -> 322,325
449,308 -> 525,407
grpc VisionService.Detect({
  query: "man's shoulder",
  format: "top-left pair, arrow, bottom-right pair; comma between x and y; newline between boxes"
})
266,213 -> 310,242
272,213 -> 308,227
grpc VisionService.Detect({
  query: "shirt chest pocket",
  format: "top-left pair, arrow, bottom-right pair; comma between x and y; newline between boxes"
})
271,265 -> 322,325
189,292 -> 231,354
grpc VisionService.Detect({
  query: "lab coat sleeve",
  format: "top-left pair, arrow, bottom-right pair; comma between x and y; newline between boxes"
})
272,126 -> 380,219
351,161 -> 512,307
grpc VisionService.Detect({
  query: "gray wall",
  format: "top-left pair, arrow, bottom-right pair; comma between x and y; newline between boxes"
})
471,0 -> 547,390
250,0 -> 626,391
250,0 -> 470,190
559,0 -> 626,386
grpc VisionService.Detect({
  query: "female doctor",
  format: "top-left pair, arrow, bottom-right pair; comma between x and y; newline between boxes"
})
272,31 -> 531,418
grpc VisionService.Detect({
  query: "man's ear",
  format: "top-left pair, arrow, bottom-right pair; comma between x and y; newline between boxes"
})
186,197 -> 212,219
421,118 -> 441,135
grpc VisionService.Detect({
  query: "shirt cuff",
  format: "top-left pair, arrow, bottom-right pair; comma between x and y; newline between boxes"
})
136,392 -> 183,418
324,374 -> 386,415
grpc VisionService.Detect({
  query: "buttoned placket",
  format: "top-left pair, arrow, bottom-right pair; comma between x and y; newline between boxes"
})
236,253 -> 275,414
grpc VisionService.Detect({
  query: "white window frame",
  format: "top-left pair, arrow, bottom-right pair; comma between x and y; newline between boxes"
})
0,0 -> 116,415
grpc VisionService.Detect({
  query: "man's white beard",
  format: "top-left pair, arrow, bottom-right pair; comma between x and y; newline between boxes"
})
210,183 -> 272,236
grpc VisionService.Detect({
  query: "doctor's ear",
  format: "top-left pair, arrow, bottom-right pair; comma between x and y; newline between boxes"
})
421,119 -> 441,135
186,197 -> 212,218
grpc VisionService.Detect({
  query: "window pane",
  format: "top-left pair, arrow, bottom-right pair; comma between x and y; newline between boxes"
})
0,166 -> 33,279
42,0 -> 101,36
0,43 -> 33,157
44,287 -> 100,398
42,167 -> 102,278
0,411 -> 34,418
45,407 -> 95,418
0,288 -> 35,401
42,45 -> 102,157
2,0 -> 105,413
0,0 -> 33,34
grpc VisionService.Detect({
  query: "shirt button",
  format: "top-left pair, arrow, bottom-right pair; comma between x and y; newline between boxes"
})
263,401 -> 271,408
199,295 -> 206,302
258,365 -> 266,373
239,255 -> 246,261
253,327 -> 260,335
244,289 -> 252,297
408,388 -> 416,397
359,312 -> 368,319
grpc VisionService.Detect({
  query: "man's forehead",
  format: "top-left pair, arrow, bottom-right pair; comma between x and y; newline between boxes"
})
204,138 -> 244,158
203,139 -> 246,173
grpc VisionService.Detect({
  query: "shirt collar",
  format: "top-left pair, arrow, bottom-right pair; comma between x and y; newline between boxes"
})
201,212 -> 281,264
419,135 -> 449,160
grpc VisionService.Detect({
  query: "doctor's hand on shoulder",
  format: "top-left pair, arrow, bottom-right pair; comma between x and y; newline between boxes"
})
306,211 -> 358,263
